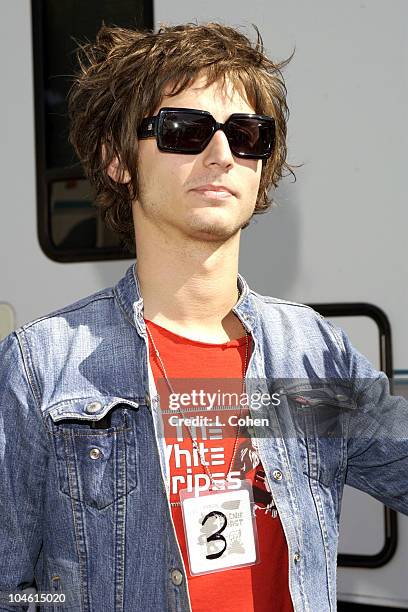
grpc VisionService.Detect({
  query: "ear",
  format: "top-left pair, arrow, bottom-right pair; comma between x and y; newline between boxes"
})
102,143 -> 131,184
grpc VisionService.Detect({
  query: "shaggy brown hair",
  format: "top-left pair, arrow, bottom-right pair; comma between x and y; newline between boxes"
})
68,21 -> 295,251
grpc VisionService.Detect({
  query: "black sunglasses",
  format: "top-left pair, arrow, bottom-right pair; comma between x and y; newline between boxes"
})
137,107 -> 275,160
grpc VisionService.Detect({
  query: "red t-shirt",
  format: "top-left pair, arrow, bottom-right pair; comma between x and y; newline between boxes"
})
145,318 -> 293,612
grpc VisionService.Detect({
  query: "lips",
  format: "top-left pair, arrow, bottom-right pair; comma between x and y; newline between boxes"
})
190,184 -> 236,196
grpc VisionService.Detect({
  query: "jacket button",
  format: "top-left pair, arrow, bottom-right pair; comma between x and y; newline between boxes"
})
272,469 -> 283,481
170,569 -> 183,586
294,551 -> 301,563
85,401 -> 102,414
89,448 -> 103,460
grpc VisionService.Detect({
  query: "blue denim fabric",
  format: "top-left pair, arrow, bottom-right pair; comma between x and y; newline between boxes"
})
0,262 -> 407,612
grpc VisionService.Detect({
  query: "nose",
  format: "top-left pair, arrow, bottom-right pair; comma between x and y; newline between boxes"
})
200,128 -> 234,170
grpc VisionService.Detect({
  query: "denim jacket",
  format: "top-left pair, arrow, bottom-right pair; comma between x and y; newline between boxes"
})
0,262 -> 407,612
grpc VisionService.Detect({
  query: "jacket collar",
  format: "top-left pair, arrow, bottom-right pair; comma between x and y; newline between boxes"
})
114,261 -> 257,335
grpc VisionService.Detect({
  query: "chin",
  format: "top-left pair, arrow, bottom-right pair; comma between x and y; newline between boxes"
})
181,207 -> 252,238
186,220 -> 243,241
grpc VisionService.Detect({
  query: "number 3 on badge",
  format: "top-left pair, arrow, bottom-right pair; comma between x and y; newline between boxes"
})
180,479 -> 260,575
202,510 -> 227,559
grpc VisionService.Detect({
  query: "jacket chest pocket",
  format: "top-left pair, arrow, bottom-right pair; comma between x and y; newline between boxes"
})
46,397 -> 140,510
281,384 -> 355,487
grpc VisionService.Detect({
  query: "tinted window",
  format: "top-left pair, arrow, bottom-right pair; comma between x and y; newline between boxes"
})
32,0 -> 153,262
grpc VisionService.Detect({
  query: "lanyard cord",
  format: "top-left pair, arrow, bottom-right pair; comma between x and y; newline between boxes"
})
145,321 -> 250,504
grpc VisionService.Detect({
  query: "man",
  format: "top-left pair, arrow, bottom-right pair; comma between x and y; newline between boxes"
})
0,21 -> 407,612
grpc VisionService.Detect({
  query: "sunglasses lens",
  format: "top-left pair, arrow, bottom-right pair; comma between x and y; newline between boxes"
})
157,110 -> 274,158
161,111 -> 212,152
226,117 -> 274,158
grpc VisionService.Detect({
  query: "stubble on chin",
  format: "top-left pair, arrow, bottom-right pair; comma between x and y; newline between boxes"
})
185,208 -> 254,241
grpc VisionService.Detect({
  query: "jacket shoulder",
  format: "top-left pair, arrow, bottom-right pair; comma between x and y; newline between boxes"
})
250,288 -> 346,353
250,289 -> 325,316
20,286 -> 115,332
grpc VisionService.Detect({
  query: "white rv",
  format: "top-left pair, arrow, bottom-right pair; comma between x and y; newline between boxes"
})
1,1 -> 407,609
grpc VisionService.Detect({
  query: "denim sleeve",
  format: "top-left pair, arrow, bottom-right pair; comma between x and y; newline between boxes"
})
326,321 -> 408,516
0,332 -> 48,611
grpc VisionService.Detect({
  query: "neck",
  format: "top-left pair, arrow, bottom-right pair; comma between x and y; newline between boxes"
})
134,233 -> 245,343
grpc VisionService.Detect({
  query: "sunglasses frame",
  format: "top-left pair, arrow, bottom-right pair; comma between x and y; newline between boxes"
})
138,107 -> 275,160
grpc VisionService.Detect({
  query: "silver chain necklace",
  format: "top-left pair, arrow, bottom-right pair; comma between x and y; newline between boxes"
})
145,320 -> 250,506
